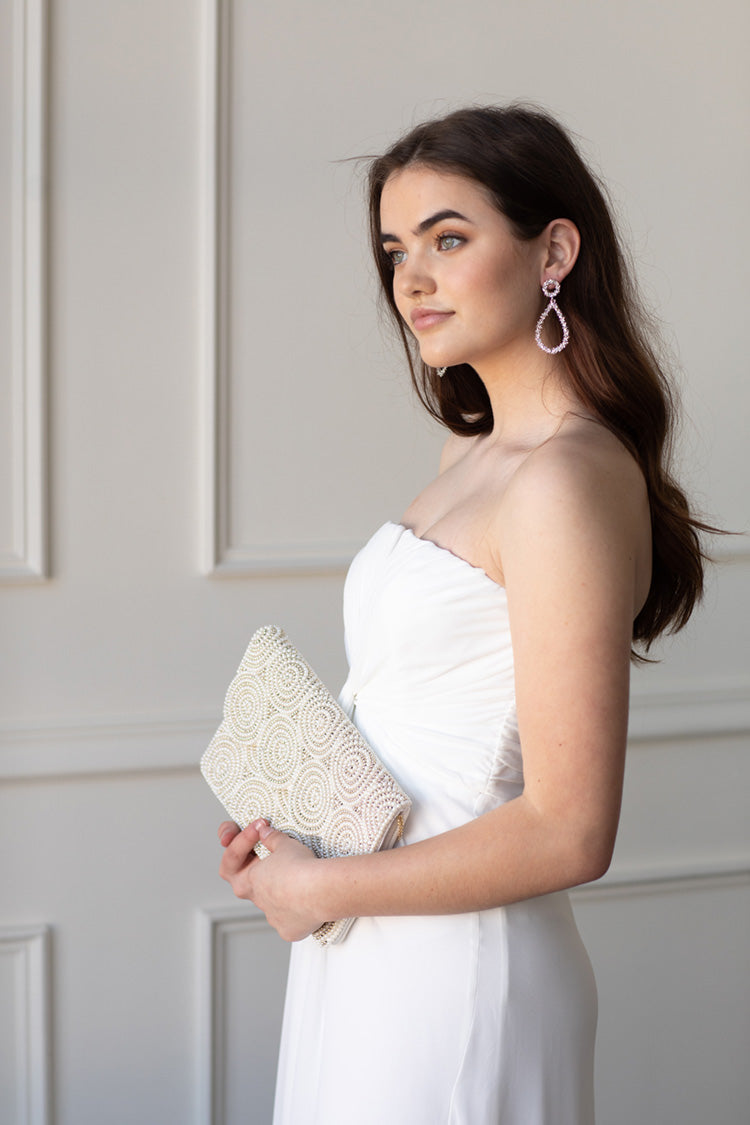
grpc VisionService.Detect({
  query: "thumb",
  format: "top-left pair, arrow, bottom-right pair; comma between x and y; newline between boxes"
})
252,818 -> 281,849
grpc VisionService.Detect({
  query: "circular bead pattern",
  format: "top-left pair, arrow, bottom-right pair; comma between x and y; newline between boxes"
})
201,625 -> 413,928
327,807 -> 367,856
330,739 -> 377,802
205,733 -> 244,789
361,783 -> 404,826
298,690 -> 348,755
230,777 -> 274,827
265,649 -> 310,712
257,714 -> 299,784
224,675 -> 265,736
288,761 -> 332,832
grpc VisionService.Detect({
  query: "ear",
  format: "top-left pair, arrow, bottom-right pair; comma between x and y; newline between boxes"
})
540,219 -> 580,283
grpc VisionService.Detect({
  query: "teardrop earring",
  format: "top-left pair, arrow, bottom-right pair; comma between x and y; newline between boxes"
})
535,279 -> 570,354
436,367 -> 447,378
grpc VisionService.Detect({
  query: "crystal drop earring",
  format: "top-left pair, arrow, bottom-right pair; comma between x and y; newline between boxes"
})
535,279 -> 570,354
436,367 -> 447,378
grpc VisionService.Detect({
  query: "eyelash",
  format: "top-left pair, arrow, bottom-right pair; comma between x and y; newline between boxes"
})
386,232 -> 465,267
436,233 -> 464,251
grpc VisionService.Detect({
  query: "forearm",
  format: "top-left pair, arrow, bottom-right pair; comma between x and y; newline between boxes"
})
307,794 -> 609,922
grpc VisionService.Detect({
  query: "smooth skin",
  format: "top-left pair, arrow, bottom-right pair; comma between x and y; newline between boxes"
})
219,167 -> 652,942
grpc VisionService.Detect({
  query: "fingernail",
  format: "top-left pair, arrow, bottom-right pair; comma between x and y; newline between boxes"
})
256,820 -> 272,839
252,818 -> 267,833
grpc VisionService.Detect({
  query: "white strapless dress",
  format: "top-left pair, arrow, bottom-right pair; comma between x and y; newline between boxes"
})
273,522 -> 597,1125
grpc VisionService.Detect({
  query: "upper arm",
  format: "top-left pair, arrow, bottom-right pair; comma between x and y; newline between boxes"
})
498,445 -> 648,874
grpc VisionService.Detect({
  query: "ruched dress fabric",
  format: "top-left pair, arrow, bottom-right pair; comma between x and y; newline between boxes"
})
273,522 -> 597,1125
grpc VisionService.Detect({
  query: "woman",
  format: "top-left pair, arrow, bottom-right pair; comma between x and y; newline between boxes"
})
217,105 -> 708,1124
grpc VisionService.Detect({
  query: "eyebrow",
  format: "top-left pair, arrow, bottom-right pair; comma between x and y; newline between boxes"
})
380,208 -> 473,244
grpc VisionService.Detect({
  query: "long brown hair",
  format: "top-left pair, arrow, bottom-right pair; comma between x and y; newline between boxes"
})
367,104 -> 712,655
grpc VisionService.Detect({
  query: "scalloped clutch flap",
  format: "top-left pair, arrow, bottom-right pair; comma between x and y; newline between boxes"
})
201,625 -> 412,945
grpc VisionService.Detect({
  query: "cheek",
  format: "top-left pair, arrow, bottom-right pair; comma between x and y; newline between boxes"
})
465,266 -> 517,319
455,247 -> 515,295
481,259 -> 537,319
392,288 -> 411,326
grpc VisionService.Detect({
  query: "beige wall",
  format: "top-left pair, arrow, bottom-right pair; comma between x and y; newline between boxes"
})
1,1 -> 748,1122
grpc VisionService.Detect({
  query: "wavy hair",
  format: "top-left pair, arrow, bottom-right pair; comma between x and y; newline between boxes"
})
367,104 -> 713,656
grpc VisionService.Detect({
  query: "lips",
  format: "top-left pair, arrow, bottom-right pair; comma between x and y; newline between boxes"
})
410,307 -> 454,331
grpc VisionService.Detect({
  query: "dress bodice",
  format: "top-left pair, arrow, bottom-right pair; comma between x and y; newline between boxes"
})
338,522 -> 525,842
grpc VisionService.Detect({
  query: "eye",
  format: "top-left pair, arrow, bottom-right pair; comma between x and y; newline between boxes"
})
387,248 -> 406,266
437,233 -> 463,251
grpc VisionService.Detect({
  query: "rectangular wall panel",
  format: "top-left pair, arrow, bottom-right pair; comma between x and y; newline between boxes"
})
0,0 -> 48,580
199,0 -> 443,575
196,906 -> 291,1125
572,873 -> 750,1125
0,926 -> 51,1125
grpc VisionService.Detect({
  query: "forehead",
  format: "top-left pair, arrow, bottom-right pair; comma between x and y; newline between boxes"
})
379,165 -> 498,229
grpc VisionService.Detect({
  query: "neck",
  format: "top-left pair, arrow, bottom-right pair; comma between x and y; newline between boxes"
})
474,343 -> 579,447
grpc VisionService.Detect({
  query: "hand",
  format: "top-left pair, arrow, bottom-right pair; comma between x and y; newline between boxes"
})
217,819 -> 326,942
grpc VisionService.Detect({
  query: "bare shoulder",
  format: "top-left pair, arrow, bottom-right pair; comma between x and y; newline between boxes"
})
438,430 -> 477,474
503,421 -> 647,528
497,420 -> 651,605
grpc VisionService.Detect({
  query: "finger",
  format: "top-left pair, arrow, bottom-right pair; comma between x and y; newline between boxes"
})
253,819 -> 283,851
219,822 -> 263,879
218,821 -> 241,848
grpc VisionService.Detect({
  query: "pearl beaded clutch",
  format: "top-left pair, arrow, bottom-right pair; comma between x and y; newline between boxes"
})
201,625 -> 412,945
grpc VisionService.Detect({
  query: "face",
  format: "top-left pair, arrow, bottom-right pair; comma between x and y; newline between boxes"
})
379,166 -> 545,374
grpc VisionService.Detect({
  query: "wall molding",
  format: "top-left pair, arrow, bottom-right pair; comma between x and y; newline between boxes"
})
196,905 -> 289,1125
0,676 -> 748,780
628,675 -> 750,741
0,925 -> 51,1125
572,857 -> 750,903
198,0 -> 363,577
198,0 -> 225,577
709,532 -> 750,564
1,0 -> 48,581
206,541 -> 362,577
0,711 -> 218,779
195,906 -> 262,1125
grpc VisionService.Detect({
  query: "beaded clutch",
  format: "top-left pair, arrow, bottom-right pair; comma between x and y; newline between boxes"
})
201,625 -> 412,945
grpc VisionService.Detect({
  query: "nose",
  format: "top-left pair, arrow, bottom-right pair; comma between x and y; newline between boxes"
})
396,251 -> 436,299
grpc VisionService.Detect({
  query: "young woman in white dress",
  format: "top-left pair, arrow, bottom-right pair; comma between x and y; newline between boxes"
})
215,105 -> 709,1124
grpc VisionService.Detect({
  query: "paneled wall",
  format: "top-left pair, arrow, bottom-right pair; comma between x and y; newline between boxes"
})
1,2 -> 747,1123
